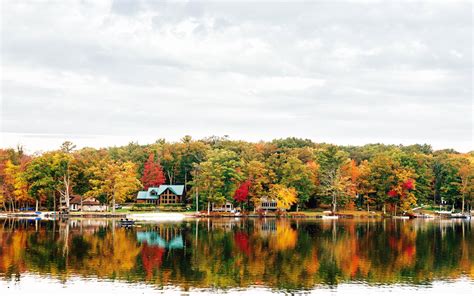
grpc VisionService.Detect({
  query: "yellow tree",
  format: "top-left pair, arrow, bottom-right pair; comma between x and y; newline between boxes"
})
88,160 -> 141,212
4,160 -> 32,210
457,155 -> 474,213
268,184 -> 298,210
243,160 -> 271,208
390,168 -> 417,214
357,160 -> 376,212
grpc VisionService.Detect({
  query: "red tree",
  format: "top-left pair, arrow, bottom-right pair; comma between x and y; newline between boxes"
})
141,154 -> 165,190
234,180 -> 250,203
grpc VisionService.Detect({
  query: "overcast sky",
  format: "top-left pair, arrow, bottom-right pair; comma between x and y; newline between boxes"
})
1,0 -> 472,153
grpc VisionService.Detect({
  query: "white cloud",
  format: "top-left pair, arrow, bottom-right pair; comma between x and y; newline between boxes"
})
1,0 -> 472,152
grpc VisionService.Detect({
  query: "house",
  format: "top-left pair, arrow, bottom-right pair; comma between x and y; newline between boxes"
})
69,195 -> 107,212
211,201 -> 234,212
256,196 -> 278,211
136,185 -> 185,205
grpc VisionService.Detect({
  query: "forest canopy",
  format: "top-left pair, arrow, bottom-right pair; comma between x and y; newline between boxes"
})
0,136 -> 472,214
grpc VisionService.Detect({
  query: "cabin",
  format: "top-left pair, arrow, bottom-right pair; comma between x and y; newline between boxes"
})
69,195 -> 107,212
211,201 -> 234,212
257,196 -> 278,211
136,185 -> 185,205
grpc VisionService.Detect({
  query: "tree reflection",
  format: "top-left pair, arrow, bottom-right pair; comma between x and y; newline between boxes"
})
0,218 -> 472,290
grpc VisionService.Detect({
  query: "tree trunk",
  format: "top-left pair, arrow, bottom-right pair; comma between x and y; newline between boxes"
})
461,195 -> 465,214
332,193 -> 337,213
112,195 -> 116,213
207,201 -> 210,215
383,203 -> 386,215
35,199 -> 39,212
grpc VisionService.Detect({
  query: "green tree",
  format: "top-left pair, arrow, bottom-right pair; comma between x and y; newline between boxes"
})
316,146 -> 351,212
192,149 -> 243,213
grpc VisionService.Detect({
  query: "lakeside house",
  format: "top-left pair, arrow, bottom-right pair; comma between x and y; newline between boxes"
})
136,185 -> 185,205
211,201 -> 234,212
69,195 -> 107,212
256,196 -> 279,211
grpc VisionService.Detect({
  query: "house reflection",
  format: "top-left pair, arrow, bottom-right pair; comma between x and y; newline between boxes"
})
136,225 -> 184,249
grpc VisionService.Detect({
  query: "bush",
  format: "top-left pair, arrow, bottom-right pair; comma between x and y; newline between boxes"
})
130,203 -> 157,211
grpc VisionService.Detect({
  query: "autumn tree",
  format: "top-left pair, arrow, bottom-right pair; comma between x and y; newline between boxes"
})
88,160 -> 141,212
233,180 -> 251,209
268,184 -> 298,210
141,154 -> 165,190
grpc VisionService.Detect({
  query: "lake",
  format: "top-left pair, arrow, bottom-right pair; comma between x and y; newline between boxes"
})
0,218 -> 472,295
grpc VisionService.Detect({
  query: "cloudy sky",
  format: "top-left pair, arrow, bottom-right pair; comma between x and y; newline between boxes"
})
1,0 -> 472,153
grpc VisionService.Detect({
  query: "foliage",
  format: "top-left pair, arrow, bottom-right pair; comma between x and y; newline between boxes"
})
269,184 -> 298,210
141,154 -> 165,190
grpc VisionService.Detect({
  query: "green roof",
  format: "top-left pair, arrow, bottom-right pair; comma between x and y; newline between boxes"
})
137,185 -> 185,199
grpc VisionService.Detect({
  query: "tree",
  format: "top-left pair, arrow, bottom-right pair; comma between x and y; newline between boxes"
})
24,156 -> 55,212
88,160 -> 141,212
268,184 -> 298,210
388,168 -> 417,214
192,149 -> 243,213
243,160 -> 271,210
234,180 -> 251,208
279,156 -> 317,211
316,146 -> 351,213
5,160 -> 32,210
456,155 -> 474,213
141,154 -> 165,190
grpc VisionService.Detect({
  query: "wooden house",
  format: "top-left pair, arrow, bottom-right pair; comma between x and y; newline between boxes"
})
136,185 -> 185,205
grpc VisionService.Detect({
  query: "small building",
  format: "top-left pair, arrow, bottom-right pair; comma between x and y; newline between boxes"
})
69,195 -> 107,212
211,201 -> 234,212
257,196 -> 278,211
136,185 -> 185,205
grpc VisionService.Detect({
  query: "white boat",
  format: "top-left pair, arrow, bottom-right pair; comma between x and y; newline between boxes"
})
392,216 -> 410,219
0,213 -> 7,218
414,213 -> 435,219
450,213 -> 470,219
127,213 -> 185,222
321,215 -> 339,220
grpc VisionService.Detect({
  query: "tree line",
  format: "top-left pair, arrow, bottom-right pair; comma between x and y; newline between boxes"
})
0,136 -> 472,214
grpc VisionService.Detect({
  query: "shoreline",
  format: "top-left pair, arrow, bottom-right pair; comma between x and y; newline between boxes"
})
1,210 -> 471,220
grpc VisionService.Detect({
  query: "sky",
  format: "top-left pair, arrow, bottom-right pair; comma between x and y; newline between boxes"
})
1,0 -> 472,153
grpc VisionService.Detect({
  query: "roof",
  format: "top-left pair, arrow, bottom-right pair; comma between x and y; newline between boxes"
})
69,195 -> 102,205
137,185 -> 185,199
149,185 -> 185,196
136,191 -> 149,199
69,195 -> 82,204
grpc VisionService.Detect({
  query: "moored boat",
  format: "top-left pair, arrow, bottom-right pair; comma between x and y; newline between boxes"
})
321,215 -> 339,220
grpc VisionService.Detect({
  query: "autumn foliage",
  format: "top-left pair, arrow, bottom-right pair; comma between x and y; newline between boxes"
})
141,154 -> 166,190
233,180 -> 251,203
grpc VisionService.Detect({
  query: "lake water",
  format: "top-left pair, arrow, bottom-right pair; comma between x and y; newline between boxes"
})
0,218 -> 472,295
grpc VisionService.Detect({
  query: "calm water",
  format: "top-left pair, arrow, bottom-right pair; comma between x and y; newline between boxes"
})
0,218 -> 472,295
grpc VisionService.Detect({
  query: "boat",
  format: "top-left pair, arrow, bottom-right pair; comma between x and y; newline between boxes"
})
450,213 -> 470,219
118,219 -> 136,227
0,213 -> 7,218
392,216 -> 410,219
321,215 -> 339,220
412,213 -> 435,219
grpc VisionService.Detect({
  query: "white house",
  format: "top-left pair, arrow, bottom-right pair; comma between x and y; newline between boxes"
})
69,195 -> 107,212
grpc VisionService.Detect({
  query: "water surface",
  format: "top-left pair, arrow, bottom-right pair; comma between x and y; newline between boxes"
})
0,218 -> 472,294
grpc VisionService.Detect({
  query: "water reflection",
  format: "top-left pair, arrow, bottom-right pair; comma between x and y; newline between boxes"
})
0,218 -> 472,292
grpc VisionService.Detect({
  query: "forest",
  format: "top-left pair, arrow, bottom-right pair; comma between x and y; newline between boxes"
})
0,136 -> 473,214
